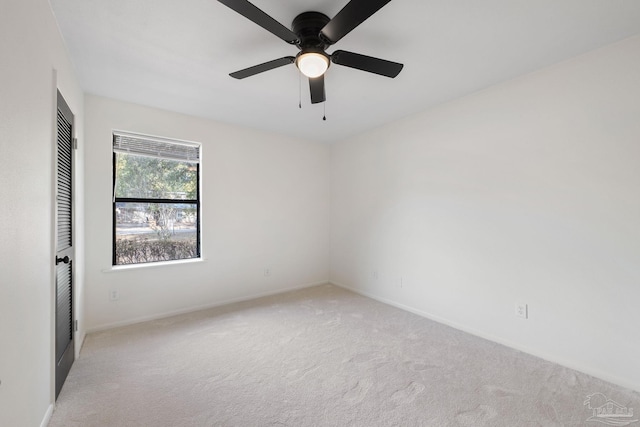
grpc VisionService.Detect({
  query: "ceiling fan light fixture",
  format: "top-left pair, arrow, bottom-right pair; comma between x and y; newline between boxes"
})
296,52 -> 330,78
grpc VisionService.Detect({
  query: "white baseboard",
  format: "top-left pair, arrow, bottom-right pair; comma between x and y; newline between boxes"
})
86,280 -> 329,334
40,404 -> 53,427
329,280 -> 639,393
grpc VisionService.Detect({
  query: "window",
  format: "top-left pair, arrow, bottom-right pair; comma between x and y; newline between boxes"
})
113,131 -> 200,265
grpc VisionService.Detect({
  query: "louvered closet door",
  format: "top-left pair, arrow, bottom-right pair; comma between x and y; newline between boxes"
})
55,90 -> 75,399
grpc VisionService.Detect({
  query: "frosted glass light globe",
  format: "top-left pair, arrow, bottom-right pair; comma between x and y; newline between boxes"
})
297,52 -> 329,78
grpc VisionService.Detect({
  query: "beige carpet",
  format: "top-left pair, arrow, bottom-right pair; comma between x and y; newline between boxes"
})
49,284 -> 639,426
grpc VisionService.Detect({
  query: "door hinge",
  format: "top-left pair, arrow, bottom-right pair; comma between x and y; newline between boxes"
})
73,138 -> 78,150
74,320 -> 78,332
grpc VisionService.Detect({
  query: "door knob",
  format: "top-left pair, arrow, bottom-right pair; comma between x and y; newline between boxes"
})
56,256 -> 70,265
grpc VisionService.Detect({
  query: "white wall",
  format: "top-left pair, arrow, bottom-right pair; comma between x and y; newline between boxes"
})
84,95 -> 330,331
330,35 -> 640,391
0,0 -> 85,426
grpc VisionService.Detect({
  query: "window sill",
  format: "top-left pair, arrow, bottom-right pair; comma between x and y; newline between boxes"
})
102,257 -> 206,273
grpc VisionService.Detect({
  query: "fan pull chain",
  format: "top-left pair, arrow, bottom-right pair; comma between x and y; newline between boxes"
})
298,72 -> 302,109
323,101 -> 327,121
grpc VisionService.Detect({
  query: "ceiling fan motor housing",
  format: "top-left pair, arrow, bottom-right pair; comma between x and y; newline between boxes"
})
292,12 -> 331,51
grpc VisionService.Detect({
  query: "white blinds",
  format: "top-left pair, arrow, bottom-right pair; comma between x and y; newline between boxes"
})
113,131 -> 200,163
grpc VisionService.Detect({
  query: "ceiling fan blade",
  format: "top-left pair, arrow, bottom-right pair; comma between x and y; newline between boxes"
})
331,50 -> 403,78
217,0 -> 299,44
229,56 -> 295,79
320,0 -> 392,44
309,75 -> 326,104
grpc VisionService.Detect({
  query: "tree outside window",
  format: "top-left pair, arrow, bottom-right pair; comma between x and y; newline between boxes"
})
113,132 -> 200,265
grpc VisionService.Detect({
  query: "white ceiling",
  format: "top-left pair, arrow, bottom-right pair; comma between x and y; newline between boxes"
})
50,0 -> 640,143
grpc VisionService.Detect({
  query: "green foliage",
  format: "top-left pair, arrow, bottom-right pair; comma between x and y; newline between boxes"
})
115,236 -> 198,265
115,153 -> 199,245
115,153 -> 197,199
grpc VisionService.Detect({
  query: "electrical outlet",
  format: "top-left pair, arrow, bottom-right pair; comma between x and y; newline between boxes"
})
264,267 -> 271,277
372,271 -> 378,279
515,302 -> 528,319
110,290 -> 119,301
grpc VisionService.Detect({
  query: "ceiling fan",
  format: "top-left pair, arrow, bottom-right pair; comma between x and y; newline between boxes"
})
218,0 -> 403,104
